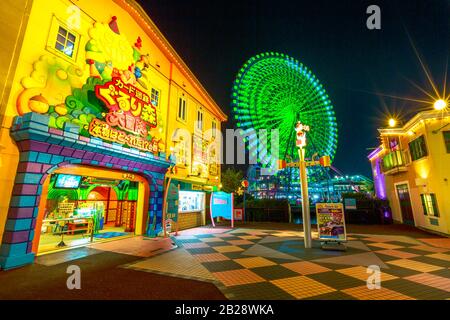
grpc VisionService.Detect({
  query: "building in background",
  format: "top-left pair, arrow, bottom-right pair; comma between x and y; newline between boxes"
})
368,109 -> 450,236
0,0 -> 226,269
247,165 -> 373,204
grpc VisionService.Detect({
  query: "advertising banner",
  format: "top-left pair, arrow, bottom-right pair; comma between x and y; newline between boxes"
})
210,192 -> 234,228
316,203 -> 346,241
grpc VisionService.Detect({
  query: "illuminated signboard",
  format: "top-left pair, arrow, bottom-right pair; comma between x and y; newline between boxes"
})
90,77 -> 159,153
316,203 -> 347,241
55,174 -> 82,189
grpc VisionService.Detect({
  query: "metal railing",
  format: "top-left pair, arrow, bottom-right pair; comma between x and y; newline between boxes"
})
381,150 -> 408,173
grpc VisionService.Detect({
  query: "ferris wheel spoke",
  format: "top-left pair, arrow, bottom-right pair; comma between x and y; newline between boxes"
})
232,52 -> 338,168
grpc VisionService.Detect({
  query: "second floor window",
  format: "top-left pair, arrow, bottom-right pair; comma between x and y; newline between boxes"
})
151,88 -> 160,107
443,131 -> 450,153
409,135 -> 428,161
196,109 -> 203,131
212,121 -> 217,138
55,26 -> 76,58
178,97 -> 186,122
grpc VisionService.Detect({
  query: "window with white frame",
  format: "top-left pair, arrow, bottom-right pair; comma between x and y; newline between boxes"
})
420,194 -> 439,217
177,96 -> 187,122
47,16 -> 80,61
196,109 -> 204,131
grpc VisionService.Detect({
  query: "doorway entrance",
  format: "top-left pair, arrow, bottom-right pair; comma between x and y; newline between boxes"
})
35,167 -> 148,255
395,183 -> 415,225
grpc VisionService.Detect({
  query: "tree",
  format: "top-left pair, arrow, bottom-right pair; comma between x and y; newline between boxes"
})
221,168 -> 243,193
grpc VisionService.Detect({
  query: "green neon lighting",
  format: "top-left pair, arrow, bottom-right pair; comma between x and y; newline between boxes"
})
231,52 -> 338,166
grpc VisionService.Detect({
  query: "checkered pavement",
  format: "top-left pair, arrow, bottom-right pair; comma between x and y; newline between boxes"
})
124,228 -> 450,300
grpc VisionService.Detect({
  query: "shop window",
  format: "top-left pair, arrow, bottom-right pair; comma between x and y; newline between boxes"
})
47,16 -> 79,61
408,135 -> 428,161
196,109 -> 204,131
177,96 -> 187,122
443,131 -> 450,153
151,88 -> 160,107
420,194 -> 439,217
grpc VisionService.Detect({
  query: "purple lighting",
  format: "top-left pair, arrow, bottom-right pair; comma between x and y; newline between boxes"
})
374,158 -> 386,199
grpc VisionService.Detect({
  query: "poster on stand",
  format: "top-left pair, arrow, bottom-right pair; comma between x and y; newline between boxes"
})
316,203 -> 346,241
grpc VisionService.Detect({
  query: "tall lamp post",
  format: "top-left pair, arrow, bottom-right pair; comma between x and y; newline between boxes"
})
295,121 -> 312,249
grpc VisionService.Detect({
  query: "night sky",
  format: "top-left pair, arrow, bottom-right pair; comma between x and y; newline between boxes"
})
138,0 -> 449,177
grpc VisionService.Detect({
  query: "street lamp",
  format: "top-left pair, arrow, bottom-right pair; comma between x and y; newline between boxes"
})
295,121 -> 312,249
388,118 -> 397,127
434,99 -> 447,111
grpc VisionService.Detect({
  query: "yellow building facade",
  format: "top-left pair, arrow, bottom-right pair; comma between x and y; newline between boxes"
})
0,0 -> 226,269
368,110 -> 450,236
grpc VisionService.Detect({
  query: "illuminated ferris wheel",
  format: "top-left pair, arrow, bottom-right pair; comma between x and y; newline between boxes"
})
232,52 -> 338,170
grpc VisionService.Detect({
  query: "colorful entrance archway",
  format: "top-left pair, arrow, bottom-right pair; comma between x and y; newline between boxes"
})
0,112 -> 171,270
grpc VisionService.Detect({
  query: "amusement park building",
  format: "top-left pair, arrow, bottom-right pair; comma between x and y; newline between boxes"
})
368,109 -> 450,236
247,165 -> 373,204
0,0 -> 226,269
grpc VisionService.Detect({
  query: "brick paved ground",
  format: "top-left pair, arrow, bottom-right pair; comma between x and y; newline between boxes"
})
126,225 -> 450,300
0,223 -> 449,300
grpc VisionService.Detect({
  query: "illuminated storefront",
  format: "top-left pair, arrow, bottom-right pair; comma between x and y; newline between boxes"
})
0,0 -> 226,269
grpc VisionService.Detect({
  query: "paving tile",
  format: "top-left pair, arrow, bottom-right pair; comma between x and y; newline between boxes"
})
271,276 -> 336,299
405,273 -> 450,292
202,260 -> 244,273
258,236 -> 300,244
185,247 -> 217,255
178,227 -> 231,236
35,247 -> 102,266
239,235 -> 262,240
182,242 -> 210,249
213,245 -> 245,253
213,269 -> 266,287
125,248 -> 215,281
407,245 -> 449,253
367,242 -> 404,250
234,257 -> 277,268
387,259 -> 444,273
200,237 -> 226,243
313,252 -> 388,268
375,249 -> 419,259
90,236 -> 175,258
221,251 -> 248,260
251,265 -> 300,281
382,278 -> 450,300
363,236 -> 396,243
307,271 -> 365,291
224,281 -> 295,300
410,255 -> 450,268
282,261 -> 331,275
214,233 -> 237,238
430,268 -> 450,278
342,285 -> 415,300
242,244 -> 301,261
345,241 -> 372,251
193,253 -> 231,263
227,239 -> 255,246
418,238 -> 450,249
426,253 -> 450,262
336,266 -> 398,282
